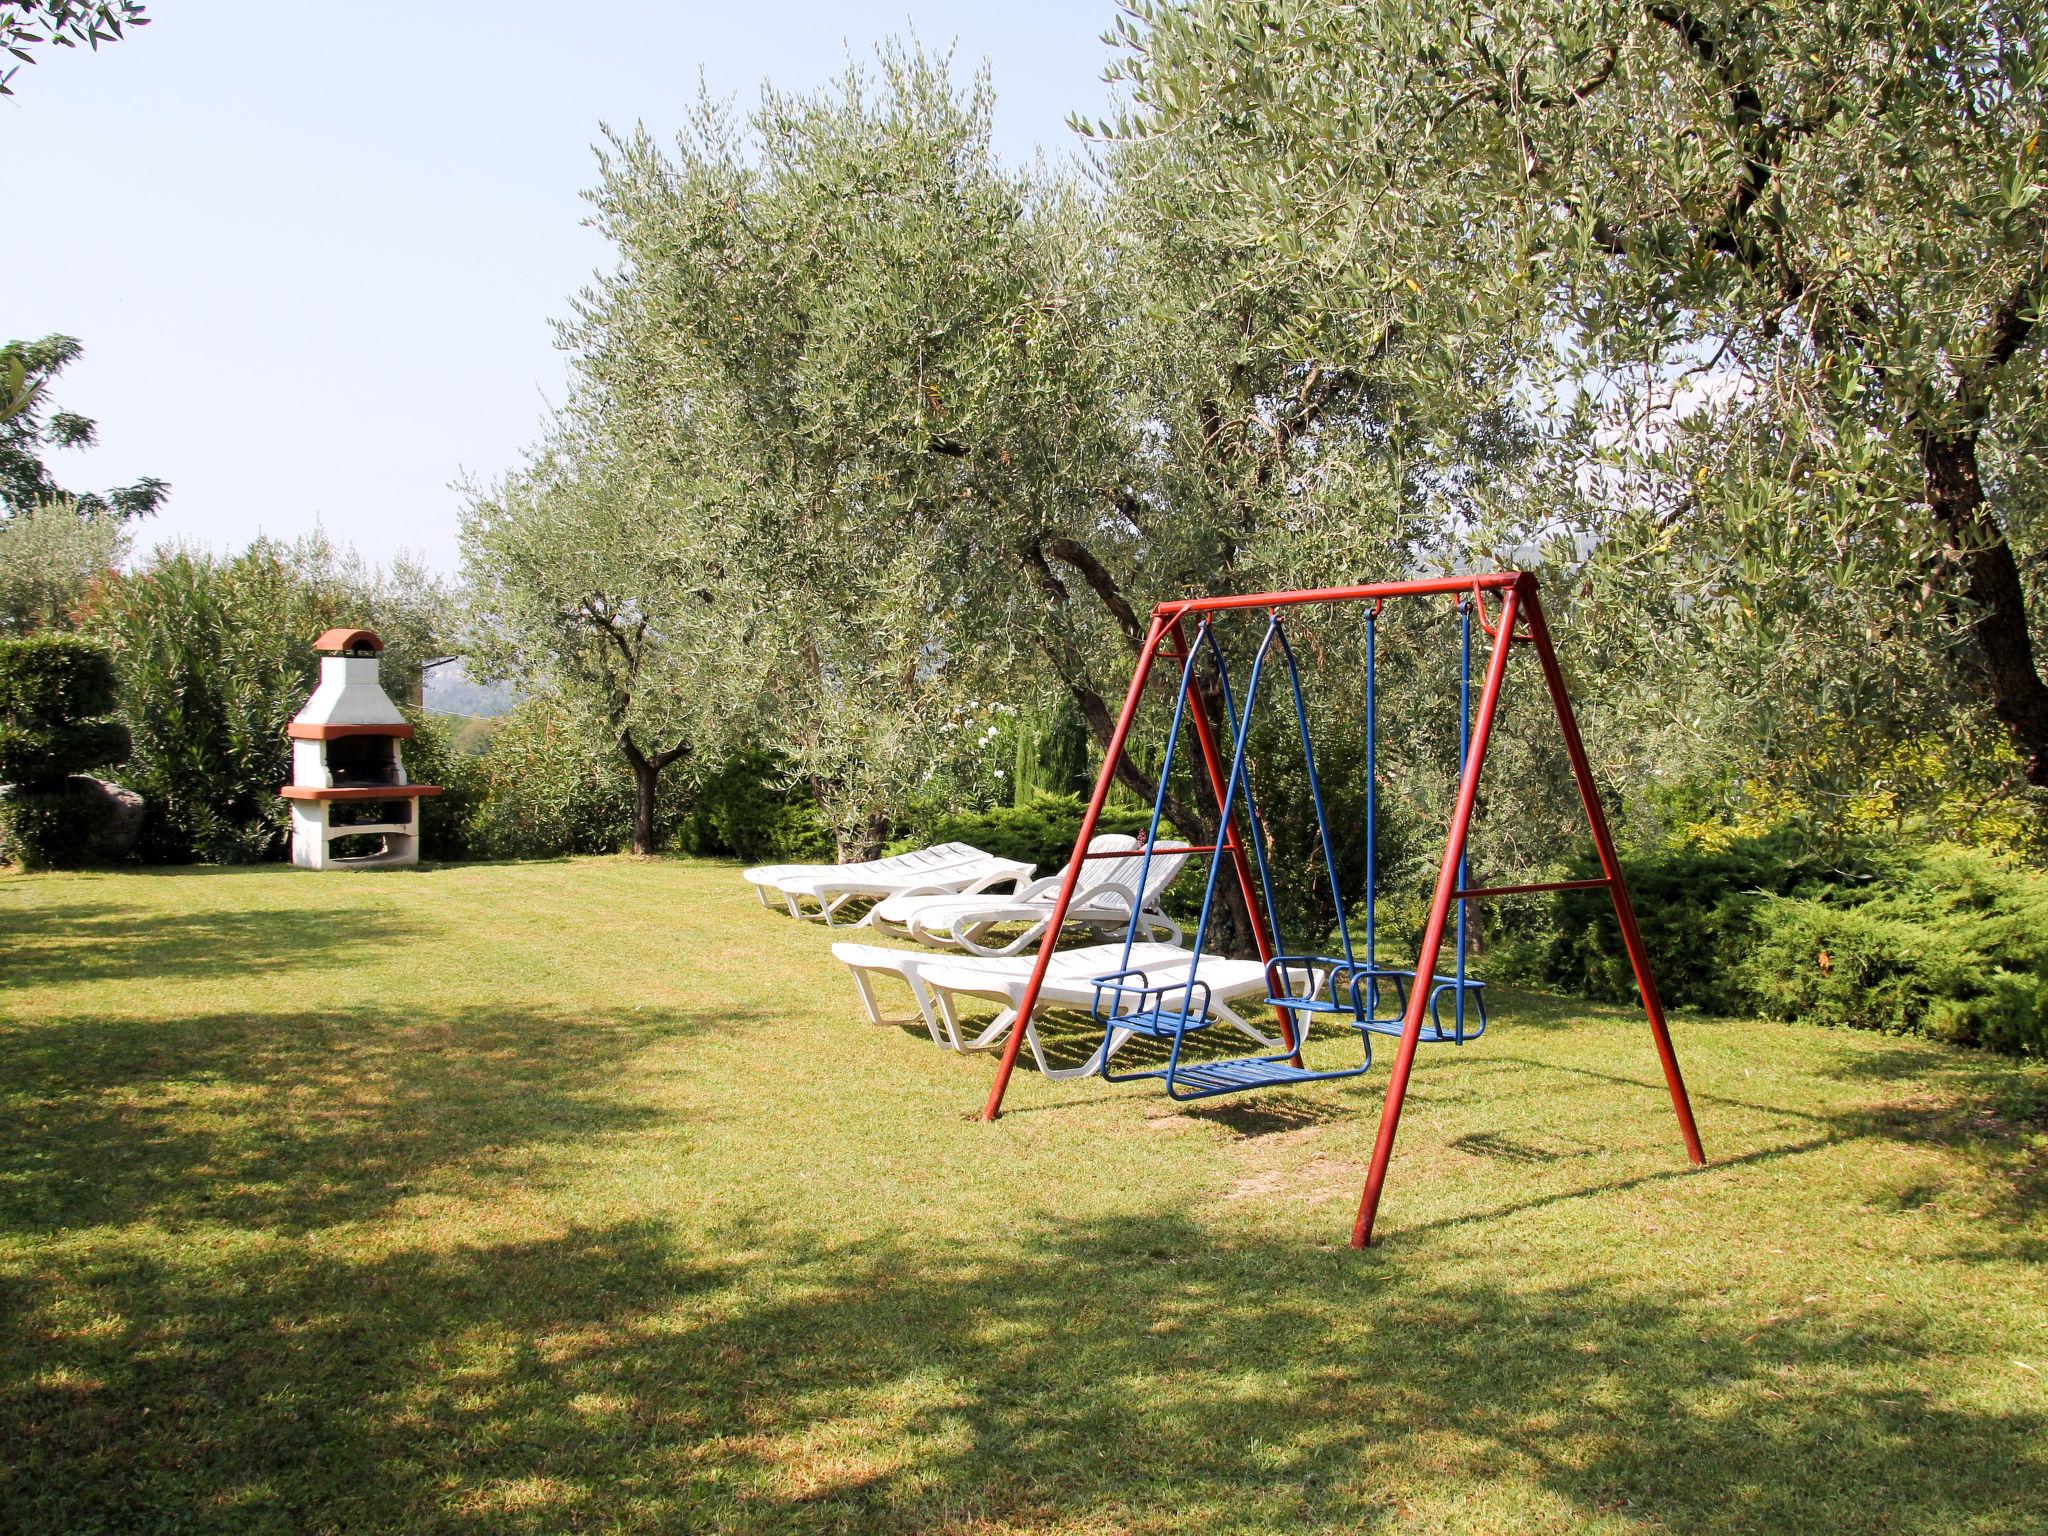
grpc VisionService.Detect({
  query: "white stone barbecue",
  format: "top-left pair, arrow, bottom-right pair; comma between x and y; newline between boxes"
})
280,628 -> 439,869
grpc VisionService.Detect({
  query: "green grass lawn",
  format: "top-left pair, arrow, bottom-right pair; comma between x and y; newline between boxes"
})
3,858 -> 2044,1534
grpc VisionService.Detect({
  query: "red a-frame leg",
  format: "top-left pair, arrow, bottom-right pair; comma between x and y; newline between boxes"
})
1521,589 -> 1706,1169
1350,581 -> 1523,1246
1349,578 -> 1705,1247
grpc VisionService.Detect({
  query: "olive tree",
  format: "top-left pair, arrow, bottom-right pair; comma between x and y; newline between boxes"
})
1101,0 -> 2048,820
566,49 -> 1140,850
460,433 -> 748,856
563,41 -> 1537,872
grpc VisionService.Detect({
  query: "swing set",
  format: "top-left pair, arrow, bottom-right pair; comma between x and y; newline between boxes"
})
975,570 -> 1706,1248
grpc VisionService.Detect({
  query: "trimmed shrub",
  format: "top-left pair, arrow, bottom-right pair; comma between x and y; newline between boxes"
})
0,783 -> 105,870
0,718 -> 130,784
1742,846 -> 2048,1056
1493,830 -> 2047,1057
0,635 -> 130,869
680,749 -> 831,864
0,632 -> 121,718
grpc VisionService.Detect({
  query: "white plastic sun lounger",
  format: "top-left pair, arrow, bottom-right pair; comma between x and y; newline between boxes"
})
920,947 -> 1311,1080
872,833 -> 1194,955
830,940 -> 1311,1081
776,848 -> 1035,926
831,939 -> 1189,1043
742,840 -> 981,909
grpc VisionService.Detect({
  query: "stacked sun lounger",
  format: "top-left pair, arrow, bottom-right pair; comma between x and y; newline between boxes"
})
742,841 -> 1033,926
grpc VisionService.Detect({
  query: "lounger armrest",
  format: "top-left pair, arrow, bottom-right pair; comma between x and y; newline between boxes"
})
1071,886 -> 1138,917
887,872 -> 1010,903
939,901 -> 1055,928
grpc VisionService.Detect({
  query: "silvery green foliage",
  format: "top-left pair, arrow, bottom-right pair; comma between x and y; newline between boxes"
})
459,427 -> 753,853
1100,0 -> 2048,820
0,499 -> 129,635
535,40 -> 1543,857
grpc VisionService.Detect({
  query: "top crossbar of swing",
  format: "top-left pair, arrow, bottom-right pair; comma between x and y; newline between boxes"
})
1152,570 -> 1525,621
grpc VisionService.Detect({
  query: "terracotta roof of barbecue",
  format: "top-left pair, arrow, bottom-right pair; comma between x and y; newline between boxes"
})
313,628 -> 383,654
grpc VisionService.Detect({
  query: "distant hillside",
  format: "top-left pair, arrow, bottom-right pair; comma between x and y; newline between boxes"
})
422,660 -> 521,719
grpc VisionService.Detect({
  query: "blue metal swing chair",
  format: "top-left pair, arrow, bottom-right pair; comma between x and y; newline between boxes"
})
1087,600 -> 1490,1102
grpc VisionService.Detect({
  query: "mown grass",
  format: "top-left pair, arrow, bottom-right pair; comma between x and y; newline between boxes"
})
2,857 -> 2044,1534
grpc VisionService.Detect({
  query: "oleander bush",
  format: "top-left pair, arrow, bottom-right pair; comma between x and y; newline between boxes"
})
86,540 -> 446,864
395,709 -> 486,862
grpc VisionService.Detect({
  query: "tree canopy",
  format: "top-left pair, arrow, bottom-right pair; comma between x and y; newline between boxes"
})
1097,0 -> 2048,816
0,1 -> 147,97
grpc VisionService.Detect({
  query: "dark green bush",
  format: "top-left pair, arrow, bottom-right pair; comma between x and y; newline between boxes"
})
1503,829 -> 1879,1013
1490,830 -> 2046,1057
0,635 -> 129,868
399,709 -> 486,862
0,783 -> 105,870
1742,846 -> 2048,1056
680,749 -> 831,864
0,718 -> 130,785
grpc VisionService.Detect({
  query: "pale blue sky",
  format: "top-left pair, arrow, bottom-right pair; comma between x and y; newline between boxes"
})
7,1 -> 1123,572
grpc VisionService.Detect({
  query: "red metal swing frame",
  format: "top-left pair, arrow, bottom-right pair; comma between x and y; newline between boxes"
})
976,570 -> 1706,1248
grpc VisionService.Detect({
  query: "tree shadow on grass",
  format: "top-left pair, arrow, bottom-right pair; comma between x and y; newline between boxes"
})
1818,1045 -> 2048,1247
0,1000 -> 761,1236
4,1209 -> 2041,1535
0,901 -> 412,991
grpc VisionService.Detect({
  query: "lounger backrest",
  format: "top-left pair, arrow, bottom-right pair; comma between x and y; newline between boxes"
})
1067,833 -> 1189,908
1134,844 -> 1194,906
1071,833 -> 1142,895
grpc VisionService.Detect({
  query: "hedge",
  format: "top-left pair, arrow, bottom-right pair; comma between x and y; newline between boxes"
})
1494,831 -> 2046,1057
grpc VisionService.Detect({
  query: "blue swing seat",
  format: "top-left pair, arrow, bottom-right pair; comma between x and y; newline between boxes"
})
1091,970 -> 1376,1101
1258,956 -> 1488,1042
1088,969 -> 1223,1041
1350,970 -> 1490,1043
